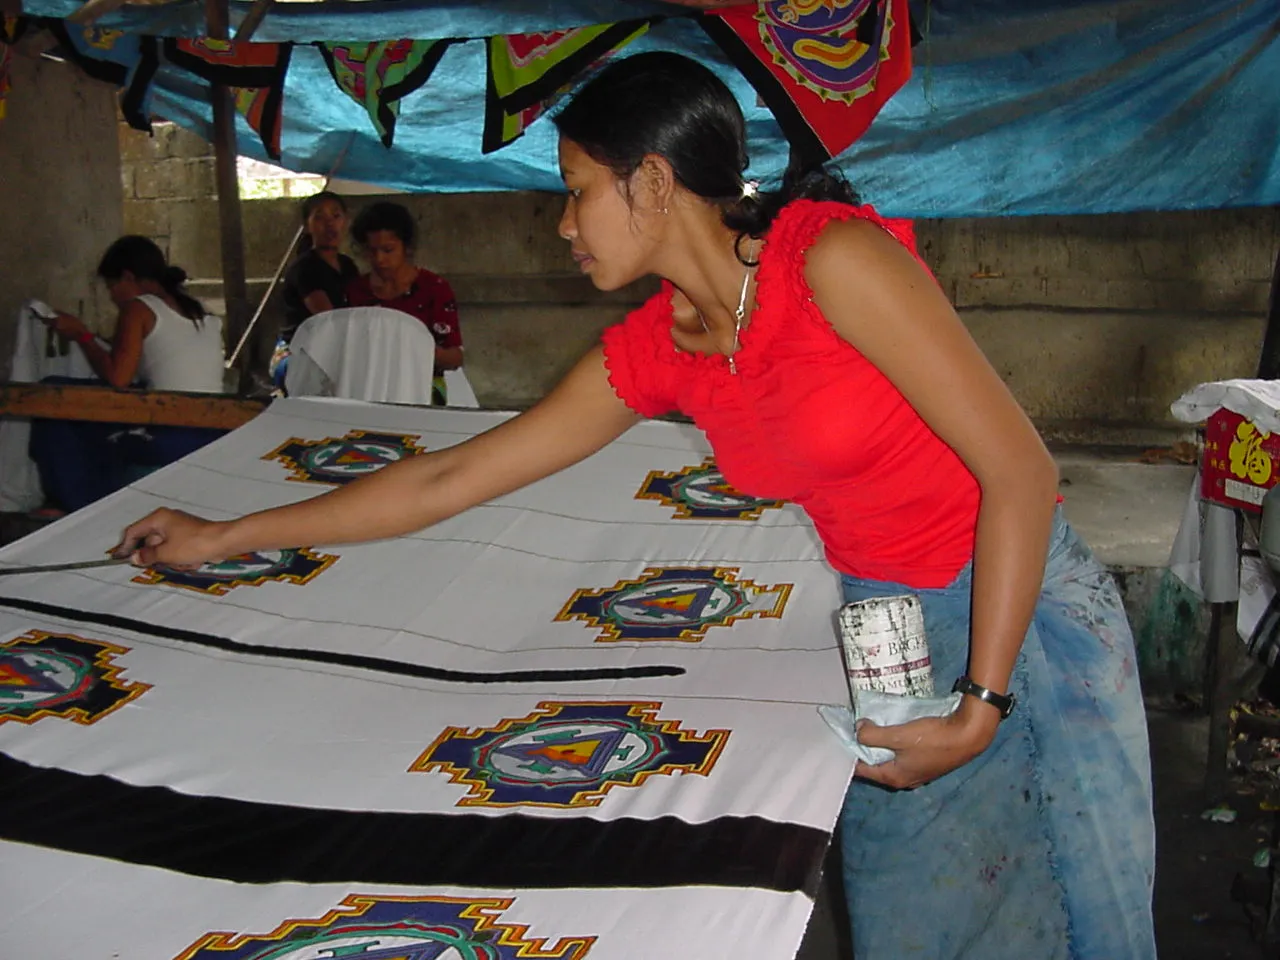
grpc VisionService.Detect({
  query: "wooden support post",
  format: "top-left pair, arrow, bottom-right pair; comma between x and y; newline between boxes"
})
1256,228 -> 1280,379
235,0 -> 273,41
205,0 -> 253,394
1204,598 -> 1242,803
0,383 -> 265,429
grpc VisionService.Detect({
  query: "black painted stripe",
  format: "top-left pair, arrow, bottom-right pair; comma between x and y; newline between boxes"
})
0,597 -> 684,684
0,754 -> 828,895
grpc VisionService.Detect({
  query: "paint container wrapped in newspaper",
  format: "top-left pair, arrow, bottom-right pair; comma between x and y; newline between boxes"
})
837,594 -> 934,700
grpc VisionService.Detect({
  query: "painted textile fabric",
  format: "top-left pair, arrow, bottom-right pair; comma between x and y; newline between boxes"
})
0,398 -> 856,958
839,510 -> 1156,958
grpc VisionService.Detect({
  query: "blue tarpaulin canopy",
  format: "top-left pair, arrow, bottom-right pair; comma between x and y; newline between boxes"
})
19,0 -> 1280,217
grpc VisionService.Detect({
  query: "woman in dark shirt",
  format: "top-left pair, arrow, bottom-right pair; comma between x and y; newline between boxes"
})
280,191 -> 358,344
346,201 -> 463,405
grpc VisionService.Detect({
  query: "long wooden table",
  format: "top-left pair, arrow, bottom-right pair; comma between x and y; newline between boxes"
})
0,382 -> 267,429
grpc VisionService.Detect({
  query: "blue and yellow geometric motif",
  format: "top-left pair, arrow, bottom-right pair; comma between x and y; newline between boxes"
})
0,630 -> 149,726
636,457 -> 785,520
412,700 -> 729,808
556,566 -> 792,643
173,893 -> 595,959
264,430 -> 427,485
131,547 -> 337,596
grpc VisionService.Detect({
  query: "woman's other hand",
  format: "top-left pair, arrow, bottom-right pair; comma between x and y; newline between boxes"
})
116,508 -> 228,568
854,698 -> 1001,789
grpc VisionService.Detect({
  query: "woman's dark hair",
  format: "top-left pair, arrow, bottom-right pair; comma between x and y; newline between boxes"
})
297,190 -> 348,254
97,235 -> 205,325
351,201 -> 417,250
553,51 -> 857,259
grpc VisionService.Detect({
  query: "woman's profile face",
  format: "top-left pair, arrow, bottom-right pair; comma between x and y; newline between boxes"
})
364,229 -> 410,280
104,271 -> 142,308
306,199 -> 348,252
557,137 -> 660,292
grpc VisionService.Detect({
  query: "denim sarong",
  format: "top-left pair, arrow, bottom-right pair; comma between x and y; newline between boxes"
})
838,510 -> 1156,959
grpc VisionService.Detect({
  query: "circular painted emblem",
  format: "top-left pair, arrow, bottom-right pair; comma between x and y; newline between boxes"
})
602,577 -> 748,628
300,440 -> 412,481
245,926 -> 498,960
672,468 -> 772,512
0,648 -> 94,711
480,720 -> 662,786
157,549 -> 296,582
760,0 -> 891,101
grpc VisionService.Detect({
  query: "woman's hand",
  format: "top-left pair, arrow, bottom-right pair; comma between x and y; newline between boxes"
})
43,311 -> 90,341
854,697 -> 1001,790
116,508 -> 230,568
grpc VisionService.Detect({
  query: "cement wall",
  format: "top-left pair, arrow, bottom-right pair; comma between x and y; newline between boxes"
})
118,122 -> 1279,440
0,57 -> 124,378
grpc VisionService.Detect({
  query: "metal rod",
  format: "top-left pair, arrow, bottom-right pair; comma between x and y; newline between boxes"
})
224,132 -> 356,369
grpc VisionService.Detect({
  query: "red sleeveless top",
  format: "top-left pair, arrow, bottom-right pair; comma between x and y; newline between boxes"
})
601,199 -> 980,588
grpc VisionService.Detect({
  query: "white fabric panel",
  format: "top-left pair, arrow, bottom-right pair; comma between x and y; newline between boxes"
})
0,844 -> 816,960
0,397 -> 854,958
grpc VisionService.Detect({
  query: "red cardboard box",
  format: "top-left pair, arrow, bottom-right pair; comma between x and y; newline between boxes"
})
1202,408 -> 1280,512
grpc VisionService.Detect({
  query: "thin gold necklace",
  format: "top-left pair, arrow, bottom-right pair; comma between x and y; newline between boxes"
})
728,258 -> 752,376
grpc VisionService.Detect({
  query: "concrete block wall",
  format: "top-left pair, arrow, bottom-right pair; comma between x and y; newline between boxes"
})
117,120 -> 219,269
117,120 -> 1280,441
923,211 -> 1279,444
0,58 -> 124,375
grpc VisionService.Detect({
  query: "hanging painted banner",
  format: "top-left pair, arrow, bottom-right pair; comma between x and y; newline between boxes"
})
45,19 -> 159,130
482,20 -> 652,153
231,84 -> 285,159
318,39 -> 453,148
0,16 -> 26,122
0,397 -> 855,958
162,37 -> 293,158
701,0 -> 913,161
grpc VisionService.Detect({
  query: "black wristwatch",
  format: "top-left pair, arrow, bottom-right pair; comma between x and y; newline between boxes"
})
952,675 -> 1016,719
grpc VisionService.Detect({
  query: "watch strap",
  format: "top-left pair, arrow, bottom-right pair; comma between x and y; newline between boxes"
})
952,675 -> 1016,719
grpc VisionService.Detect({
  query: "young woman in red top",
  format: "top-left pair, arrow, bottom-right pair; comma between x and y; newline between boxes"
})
346,200 -> 464,405
119,53 -> 1155,958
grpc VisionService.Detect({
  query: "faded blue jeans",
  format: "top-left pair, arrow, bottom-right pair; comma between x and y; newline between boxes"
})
839,510 -> 1156,959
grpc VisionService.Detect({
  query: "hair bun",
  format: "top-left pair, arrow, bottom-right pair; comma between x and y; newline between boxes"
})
161,265 -> 188,287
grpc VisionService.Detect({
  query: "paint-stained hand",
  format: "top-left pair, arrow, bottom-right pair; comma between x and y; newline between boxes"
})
41,310 -> 90,340
117,508 -> 228,569
855,697 -> 1001,789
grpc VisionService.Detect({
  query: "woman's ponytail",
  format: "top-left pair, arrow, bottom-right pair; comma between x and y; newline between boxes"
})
160,264 -> 206,326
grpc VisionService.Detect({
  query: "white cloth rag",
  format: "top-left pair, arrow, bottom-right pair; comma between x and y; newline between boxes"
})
819,690 -> 963,766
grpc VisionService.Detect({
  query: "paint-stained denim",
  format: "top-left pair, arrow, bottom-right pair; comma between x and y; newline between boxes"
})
838,510 -> 1156,959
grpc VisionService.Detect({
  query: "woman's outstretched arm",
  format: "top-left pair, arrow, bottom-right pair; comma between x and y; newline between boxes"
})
119,345 -> 639,566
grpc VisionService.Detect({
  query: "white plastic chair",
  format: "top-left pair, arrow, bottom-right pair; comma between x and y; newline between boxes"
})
285,306 -> 478,408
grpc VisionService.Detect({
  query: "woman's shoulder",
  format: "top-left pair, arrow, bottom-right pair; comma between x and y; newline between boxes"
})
415,267 -> 454,291
766,199 -> 919,262
123,294 -> 162,326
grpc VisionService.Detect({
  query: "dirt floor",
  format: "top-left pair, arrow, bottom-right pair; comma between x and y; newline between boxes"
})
798,706 -> 1278,959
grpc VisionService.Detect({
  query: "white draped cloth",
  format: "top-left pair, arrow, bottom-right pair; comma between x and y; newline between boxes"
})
286,306 -> 478,407
1169,378 -> 1280,663
0,300 -> 95,511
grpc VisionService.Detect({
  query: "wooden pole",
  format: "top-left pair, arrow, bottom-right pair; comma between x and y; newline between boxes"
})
235,0 -> 273,41
1255,226 -> 1280,379
205,0 -> 253,394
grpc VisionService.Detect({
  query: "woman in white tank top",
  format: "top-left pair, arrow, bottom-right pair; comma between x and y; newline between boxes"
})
29,236 -> 228,512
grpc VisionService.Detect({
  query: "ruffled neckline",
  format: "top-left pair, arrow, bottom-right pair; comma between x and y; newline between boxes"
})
657,200 -> 912,377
